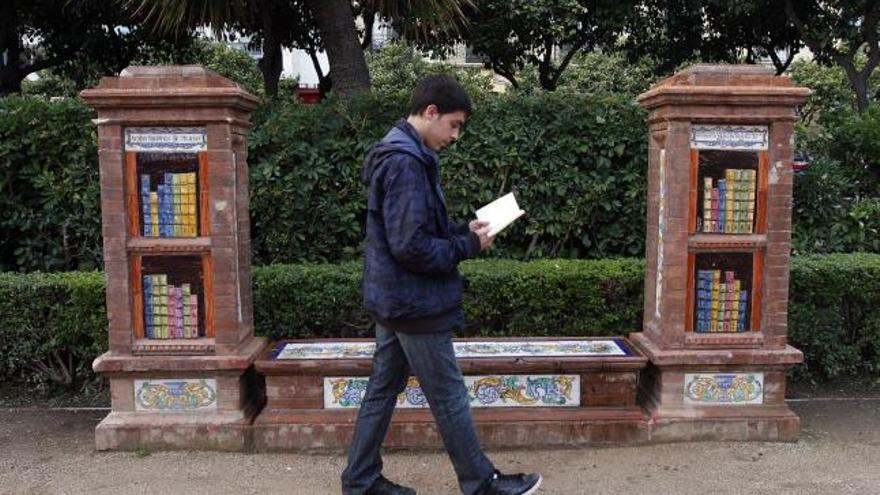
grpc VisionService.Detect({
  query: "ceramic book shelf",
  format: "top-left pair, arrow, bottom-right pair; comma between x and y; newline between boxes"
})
123,129 -> 215,348
684,126 -> 769,336
83,66 -> 266,451
630,64 -> 808,442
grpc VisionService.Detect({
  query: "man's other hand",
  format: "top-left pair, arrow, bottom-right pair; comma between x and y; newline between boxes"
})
468,220 -> 489,233
474,224 -> 494,251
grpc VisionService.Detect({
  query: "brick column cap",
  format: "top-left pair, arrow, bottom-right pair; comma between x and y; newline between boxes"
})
638,64 -> 811,110
80,65 -> 260,113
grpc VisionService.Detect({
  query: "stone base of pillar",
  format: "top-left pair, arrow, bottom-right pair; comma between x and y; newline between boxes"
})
95,410 -> 257,451
92,337 -> 267,451
630,332 -> 803,442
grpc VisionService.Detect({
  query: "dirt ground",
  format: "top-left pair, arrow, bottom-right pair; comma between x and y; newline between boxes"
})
1,397 -> 879,495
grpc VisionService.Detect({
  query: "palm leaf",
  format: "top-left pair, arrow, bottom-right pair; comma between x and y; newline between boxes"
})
124,0 -> 251,38
371,0 -> 474,42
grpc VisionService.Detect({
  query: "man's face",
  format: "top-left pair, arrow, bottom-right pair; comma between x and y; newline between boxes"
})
422,106 -> 467,151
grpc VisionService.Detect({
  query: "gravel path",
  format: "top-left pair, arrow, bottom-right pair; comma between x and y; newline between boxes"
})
1,399 -> 879,494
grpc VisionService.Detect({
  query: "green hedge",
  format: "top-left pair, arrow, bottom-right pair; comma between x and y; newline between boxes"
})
252,258 -> 645,340
0,96 -> 102,272
246,89 -> 648,264
2,255 -> 879,387
0,271 -> 107,387
787,253 -> 880,379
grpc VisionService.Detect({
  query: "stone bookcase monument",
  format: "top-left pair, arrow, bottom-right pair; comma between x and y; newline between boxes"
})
630,64 -> 809,441
82,66 -> 266,450
80,63 -> 810,452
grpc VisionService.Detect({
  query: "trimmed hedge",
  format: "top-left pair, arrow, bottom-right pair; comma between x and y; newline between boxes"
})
252,258 -> 645,340
2,255 -> 879,387
0,271 -> 107,387
0,96 -> 102,272
788,253 -> 880,379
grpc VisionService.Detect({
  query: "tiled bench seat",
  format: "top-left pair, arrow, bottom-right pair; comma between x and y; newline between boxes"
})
252,337 -> 650,450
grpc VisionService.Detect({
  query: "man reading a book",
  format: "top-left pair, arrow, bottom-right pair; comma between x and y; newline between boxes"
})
341,75 -> 542,495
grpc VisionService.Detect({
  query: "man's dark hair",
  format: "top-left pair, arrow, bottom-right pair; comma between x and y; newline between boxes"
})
408,74 -> 472,117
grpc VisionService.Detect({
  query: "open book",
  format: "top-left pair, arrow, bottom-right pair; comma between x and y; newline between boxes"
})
475,192 -> 526,237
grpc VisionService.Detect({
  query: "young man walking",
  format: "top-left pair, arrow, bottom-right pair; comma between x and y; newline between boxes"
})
340,75 -> 542,495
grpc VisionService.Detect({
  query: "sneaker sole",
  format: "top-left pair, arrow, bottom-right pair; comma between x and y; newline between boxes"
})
521,475 -> 542,495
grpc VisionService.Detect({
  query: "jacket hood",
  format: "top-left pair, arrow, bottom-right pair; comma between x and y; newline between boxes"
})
361,119 -> 439,185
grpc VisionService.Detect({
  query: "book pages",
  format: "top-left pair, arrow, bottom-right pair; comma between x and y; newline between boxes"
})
475,192 -> 526,237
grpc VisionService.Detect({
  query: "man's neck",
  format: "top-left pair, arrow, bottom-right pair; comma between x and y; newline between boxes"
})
405,115 -> 429,144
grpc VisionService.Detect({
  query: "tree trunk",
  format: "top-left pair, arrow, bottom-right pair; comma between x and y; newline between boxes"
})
260,7 -> 284,97
0,68 -> 24,96
838,58 -> 871,113
851,74 -> 870,113
305,0 -> 370,96
260,40 -> 283,97
538,38 -> 555,91
360,7 -> 376,50
0,0 -> 24,96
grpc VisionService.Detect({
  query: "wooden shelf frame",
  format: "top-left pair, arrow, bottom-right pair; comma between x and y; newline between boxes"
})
130,252 -> 215,340
124,151 -> 210,239
688,149 -> 768,235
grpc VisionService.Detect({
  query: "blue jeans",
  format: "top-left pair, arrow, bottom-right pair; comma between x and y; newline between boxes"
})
341,324 -> 495,495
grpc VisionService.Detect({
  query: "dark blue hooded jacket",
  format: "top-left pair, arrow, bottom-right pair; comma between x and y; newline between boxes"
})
361,119 -> 481,333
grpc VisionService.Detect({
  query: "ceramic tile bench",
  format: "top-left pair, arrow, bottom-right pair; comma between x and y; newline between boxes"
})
253,337 -> 649,450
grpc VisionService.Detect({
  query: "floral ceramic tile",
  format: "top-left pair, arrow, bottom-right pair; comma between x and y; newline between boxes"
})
134,378 -> 218,411
324,374 -> 580,409
683,373 -> 764,405
277,339 -> 627,360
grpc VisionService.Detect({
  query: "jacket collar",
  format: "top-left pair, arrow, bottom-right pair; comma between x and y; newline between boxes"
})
391,119 -> 440,169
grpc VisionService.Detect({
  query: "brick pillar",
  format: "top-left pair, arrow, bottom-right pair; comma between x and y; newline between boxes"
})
81,66 -> 267,451
629,64 -> 809,442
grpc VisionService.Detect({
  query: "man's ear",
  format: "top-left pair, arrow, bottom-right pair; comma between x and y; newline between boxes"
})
423,104 -> 440,120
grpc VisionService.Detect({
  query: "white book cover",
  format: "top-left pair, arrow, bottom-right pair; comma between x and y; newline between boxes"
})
475,192 -> 526,237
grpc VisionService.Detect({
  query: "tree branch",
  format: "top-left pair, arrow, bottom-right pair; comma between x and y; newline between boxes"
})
53,350 -> 72,385
28,358 -> 64,385
21,55 -> 66,77
550,36 -> 591,89
763,44 -> 792,75
784,0 -> 844,62
490,60 -> 518,89
360,7 -> 376,50
308,48 -> 324,80
860,4 -> 880,79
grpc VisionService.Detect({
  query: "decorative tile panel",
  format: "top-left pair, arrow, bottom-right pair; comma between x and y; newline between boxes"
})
125,127 -> 207,152
655,148 -> 666,319
324,375 -> 580,409
690,125 -> 768,150
683,373 -> 763,405
277,339 -> 628,360
134,378 -> 218,411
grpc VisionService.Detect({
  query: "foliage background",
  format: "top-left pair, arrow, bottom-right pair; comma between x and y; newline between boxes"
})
3,47 -> 879,272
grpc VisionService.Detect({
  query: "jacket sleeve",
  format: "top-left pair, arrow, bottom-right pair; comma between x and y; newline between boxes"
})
381,156 -> 480,274
451,221 -> 472,236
